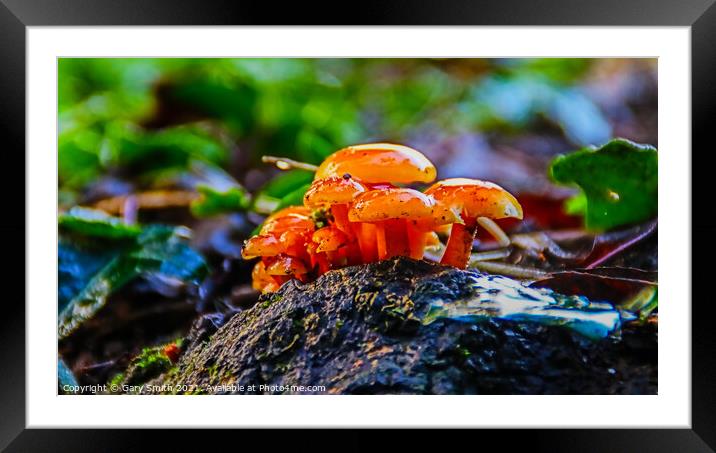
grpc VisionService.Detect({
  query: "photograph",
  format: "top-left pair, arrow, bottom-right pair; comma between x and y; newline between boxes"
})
56,57 -> 658,396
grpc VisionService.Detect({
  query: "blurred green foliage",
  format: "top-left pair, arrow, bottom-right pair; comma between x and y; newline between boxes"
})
59,206 -> 142,239
59,58 -> 618,211
58,218 -> 208,338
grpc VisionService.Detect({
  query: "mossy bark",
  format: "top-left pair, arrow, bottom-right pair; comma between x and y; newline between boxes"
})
142,257 -> 656,395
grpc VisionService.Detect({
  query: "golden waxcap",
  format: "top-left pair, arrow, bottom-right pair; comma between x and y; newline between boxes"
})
424,178 -> 523,220
315,143 -> 437,184
348,188 -> 459,226
260,206 -> 315,235
241,234 -> 282,259
303,175 -> 367,208
265,255 -> 308,276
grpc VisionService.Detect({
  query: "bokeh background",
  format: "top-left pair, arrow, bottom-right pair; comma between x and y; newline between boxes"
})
59,58 -> 657,206
58,58 -> 657,385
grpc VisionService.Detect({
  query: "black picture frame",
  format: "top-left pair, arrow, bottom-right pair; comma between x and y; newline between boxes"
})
2,0 -> 714,450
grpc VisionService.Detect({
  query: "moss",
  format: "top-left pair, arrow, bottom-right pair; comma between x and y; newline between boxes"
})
207,363 -> 220,382
135,346 -> 172,370
124,346 -> 172,386
354,291 -> 378,311
381,294 -> 415,320
260,293 -> 282,309
311,207 -> 332,229
108,372 -> 124,389
280,334 -> 301,353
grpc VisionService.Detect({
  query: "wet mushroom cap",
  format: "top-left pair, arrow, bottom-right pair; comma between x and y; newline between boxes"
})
265,254 -> 309,276
241,234 -> 283,259
251,261 -> 279,292
303,176 -> 367,208
312,226 -> 350,253
424,178 -> 523,220
262,205 -> 313,222
348,188 -> 457,225
315,143 -> 437,184
260,206 -> 315,235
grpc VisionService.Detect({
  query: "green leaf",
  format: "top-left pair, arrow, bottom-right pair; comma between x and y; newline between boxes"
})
131,225 -> 209,282
58,254 -> 142,339
621,286 -> 658,322
251,170 -> 313,214
274,183 -> 312,211
58,239 -> 121,312
58,359 -> 79,391
259,170 -> 314,199
549,138 -> 657,231
190,184 -> 250,218
59,207 -> 142,239
186,161 -> 251,218
58,224 -> 208,340
564,192 -> 587,216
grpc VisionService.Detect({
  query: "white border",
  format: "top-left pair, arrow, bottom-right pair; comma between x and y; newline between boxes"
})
28,27 -> 690,428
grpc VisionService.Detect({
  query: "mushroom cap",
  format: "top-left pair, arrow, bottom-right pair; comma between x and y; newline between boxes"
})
251,261 -> 279,292
348,188 -> 459,226
260,206 -> 315,235
315,143 -> 437,184
265,254 -> 309,276
312,226 -> 349,253
241,234 -> 282,259
303,175 -> 367,208
424,178 -> 523,220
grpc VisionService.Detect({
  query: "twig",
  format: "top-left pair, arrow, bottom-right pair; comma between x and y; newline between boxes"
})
469,260 -> 549,279
262,155 -> 318,172
470,248 -> 511,262
585,220 -> 657,269
122,195 -> 138,225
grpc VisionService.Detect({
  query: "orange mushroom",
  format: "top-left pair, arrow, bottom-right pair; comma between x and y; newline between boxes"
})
264,254 -> 310,285
241,208 -> 313,261
304,175 -> 366,234
243,145 -> 525,292
251,261 -> 280,293
349,188 -> 459,260
242,206 -> 315,290
260,206 -> 315,236
241,234 -> 283,259
315,143 -> 437,184
424,178 -> 523,269
312,226 -> 350,253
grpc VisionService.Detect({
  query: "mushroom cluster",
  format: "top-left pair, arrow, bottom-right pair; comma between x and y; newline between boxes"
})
243,143 -> 523,293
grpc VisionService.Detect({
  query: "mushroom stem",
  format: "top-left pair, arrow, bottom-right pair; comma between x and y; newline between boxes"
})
406,222 -> 428,260
477,216 -> 511,247
346,242 -> 363,265
315,253 -> 330,274
330,204 -> 352,234
384,219 -> 410,258
273,275 -> 290,285
375,222 -> 389,260
326,250 -> 348,268
440,219 -> 478,269
354,223 -> 378,262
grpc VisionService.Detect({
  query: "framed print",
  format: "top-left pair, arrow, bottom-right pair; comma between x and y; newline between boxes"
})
2,0 -> 715,450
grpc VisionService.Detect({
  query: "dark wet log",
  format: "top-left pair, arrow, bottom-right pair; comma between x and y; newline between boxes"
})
142,257 -> 656,395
